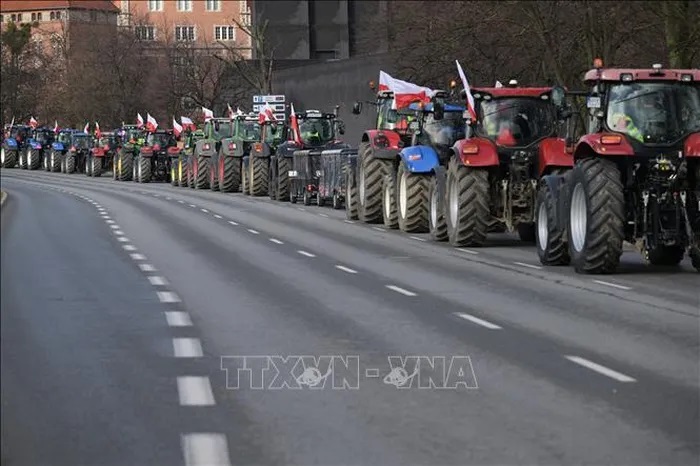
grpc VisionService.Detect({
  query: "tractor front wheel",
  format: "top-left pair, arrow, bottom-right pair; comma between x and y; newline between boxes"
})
358,143 -> 391,223
1,148 -> 18,168
446,161 -> 490,247
194,156 -> 209,189
219,156 -> 237,192
428,174 -> 448,242
92,157 -> 102,177
250,157 -> 268,196
397,163 -> 429,233
65,154 -> 76,174
345,171 -> 358,220
276,157 -> 291,201
535,181 -> 569,265
382,174 -> 398,229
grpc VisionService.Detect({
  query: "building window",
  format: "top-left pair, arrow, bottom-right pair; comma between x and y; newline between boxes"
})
175,25 -> 195,41
205,0 -> 221,11
17,13 -> 23,22
214,26 -> 235,41
240,1 -> 251,27
31,13 -> 36,21
37,12 -> 42,21
136,25 -> 155,41
176,0 -> 192,12
148,0 -> 163,12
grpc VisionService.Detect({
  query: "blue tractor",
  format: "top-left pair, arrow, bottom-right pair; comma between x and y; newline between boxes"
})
49,129 -> 76,172
25,127 -> 56,171
1,125 -> 31,169
381,94 -> 466,237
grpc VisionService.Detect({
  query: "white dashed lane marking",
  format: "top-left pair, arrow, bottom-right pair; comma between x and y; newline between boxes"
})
385,285 -> 417,296
456,248 -> 479,255
454,312 -> 502,330
372,227 -> 386,232
130,253 -> 146,261
109,225 -> 120,229
177,376 -> 215,406
214,214 -> 222,219
319,213 -> 329,218
105,220 -> 115,224
122,245 -> 137,251
297,250 -> 316,258
181,433 -> 231,466
344,220 -> 355,224
165,311 -> 192,327
139,263 -> 157,272
178,200 -> 185,204
409,236 -> 427,242
247,229 -> 260,235
117,237 -> 129,242
513,261 -> 542,270
335,265 -> 357,274
564,356 -> 637,383
173,338 -> 203,358
269,238 -> 284,244
113,230 -> 125,236
228,221 -> 238,226
157,291 -> 181,303
593,280 -> 632,291
148,276 -> 169,286
201,208 -> 209,213
189,204 -> 196,208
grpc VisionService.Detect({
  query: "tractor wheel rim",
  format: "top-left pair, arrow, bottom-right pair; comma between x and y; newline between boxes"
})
449,176 -> 459,229
384,182 -> 392,219
537,199 -> 548,250
570,183 -> 587,252
0,148 -> 5,163
399,173 -> 408,219
430,182 -> 438,229
359,165 -> 366,206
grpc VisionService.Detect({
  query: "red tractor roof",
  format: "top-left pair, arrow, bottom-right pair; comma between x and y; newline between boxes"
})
472,87 -> 553,98
583,67 -> 700,83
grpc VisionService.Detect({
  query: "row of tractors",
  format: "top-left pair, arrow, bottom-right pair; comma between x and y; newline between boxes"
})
2,61 -> 699,274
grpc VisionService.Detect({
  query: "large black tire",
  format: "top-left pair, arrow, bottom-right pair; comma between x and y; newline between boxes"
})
51,151 -> 61,172
429,174 -> 448,242
567,158 -> 624,274
18,150 -> 26,169
446,161 -> 490,247
358,143 -> 391,223
646,245 -> 685,266
209,159 -> 219,191
250,157 -> 268,196
345,171 -> 358,220
65,154 -> 76,174
92,157 -> 102,177
689,246 -> 700,272
171,163 -> 178,186
1,148 -> 18,168
276,157 -> 291,201
188,158 -> 195,189
332,191 -> 342,209
28,148 -> 40,170
241,162 -> 249,195
382,174 -> 398,229
137,156 -> 150,183
117,150 -> 133,181
194,155 -> 209,189
535,181 -> 570,265
42,153 -> 50,171
85,157 -> 93,176
397,163 -> 429,233
219,156 -> 237,192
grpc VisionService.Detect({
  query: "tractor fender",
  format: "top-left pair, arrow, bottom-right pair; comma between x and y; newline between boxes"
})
27,139 -> 42,150
250,141 -> 273,158
540,172 -> 570,234
399,145 -> 440,174
51,141 -> 63,151
684,132 -> 700,157
91,148 -> 105,157
538,137 -> 573,176
574,133 -> 634,158
363,129 -> 401,160
5,138 -> 19,149
276,141 -> 300,159
219,138 -> 237,157
167,146 -> 181,158
453,137 -> 499,167
194,140 -> 216,157
139,146 -> 154,158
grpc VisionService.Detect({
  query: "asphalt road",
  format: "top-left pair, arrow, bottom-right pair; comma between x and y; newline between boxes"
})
1,168 -> 699,466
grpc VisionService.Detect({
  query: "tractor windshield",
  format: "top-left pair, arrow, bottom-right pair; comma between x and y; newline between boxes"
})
72,136 -> 92,148
478,98 -> 557,147
299,118 -> 334,146
239,120 -> 260,141
606,82 -> 700,144
11,127 -> 28,141
211,120 -> 233,138
148,133 -> 174,147
58,132 -> 72,144
34,130 -> 54,144
420,111 -> 466,147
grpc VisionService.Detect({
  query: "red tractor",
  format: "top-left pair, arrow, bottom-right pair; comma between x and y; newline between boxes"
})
444,82 -> 573,246
536,62 -> 700,273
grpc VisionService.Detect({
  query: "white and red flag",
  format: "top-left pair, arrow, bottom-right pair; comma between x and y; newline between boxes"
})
136,113 -> 144,128
181,116 -> 196,131
146,113 -> 158,132
201,106 -> 214,122
456,60 -> 478,121
95,121 -> 102,139
29,116 -> 38,128
227,103 -> 235,119
258,102 -> 276,124
83,121 -> 90,133
289,103 -> 301,144
495,80 -> 504,88
236,107 -> 244,116
378,71 -> 436,109
53,120 -> 60,134
173,117 -> 183,137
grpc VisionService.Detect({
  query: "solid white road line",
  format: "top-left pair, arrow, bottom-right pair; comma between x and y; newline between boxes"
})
319,213 -> 329,218
269,238 -> 284,244
513,261 -> 542,270
297,250 -> 316,257
385,285 -> 417,296
297,207 -> 306,211
456,248 -> 479,255
178,200 -> 185,204
181,433 -> 231,466
214,214 -> 222,219
165,311 -> 192,327
344,220 -> 355,224
409,236 -> 427,242
454,312 -> 502,330
247,229 -> 259,235
130,253 -> 146,260
372,227 -> 386,232
148,276 -> 169,286
228,221 -> 238,226
564,355 -> 637,383
173,338 -> 203,358
122,245 -> 137,251
117,237 -> 129,242
201,208 -> 209,213
157,291 -> 181,303
177,376 -> 215,406
335,265 -> 358,274
593,280 -> 632,291
139,263 -> 157,272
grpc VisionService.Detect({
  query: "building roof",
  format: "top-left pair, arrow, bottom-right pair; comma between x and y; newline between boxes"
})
0,1 -> 119,13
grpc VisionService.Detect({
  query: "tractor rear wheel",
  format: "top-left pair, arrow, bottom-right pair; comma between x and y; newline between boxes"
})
85,157 -> 92,176
51,151 -> 61,172
18,150 -> 26,169
171,164 -> 178,186
138,156 -> 151,183
276,157 -> 291,201
43,153 -> 50,171
382,174 -> 398,229
65,154 -> 76,174
219,156 -> 236,192
397,163 -> 429,233
567,158 -> 624,274
429,174 -> 448,242
242,162 -> 250,195
28,148 -> 41,170
250,157 -> 268,196
358,143 -> 391,223
92,157 -> 102,177
646,245 -> 685,266
194,155 -> 209,189
1,148 -> 18,168
332,191 -> 342,209
535,181 -> 569,265
209,160 -> 219,191
345,171 -> 358,220
117,150 -> 133,181
446,162 -> 490,247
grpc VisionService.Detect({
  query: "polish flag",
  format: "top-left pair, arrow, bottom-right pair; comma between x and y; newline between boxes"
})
236,107 -> 244,116
136,113 -> 144,128
181,116 -> 196,131
289,103 -> 301,145
227,103 -> 235,119
378,71 -> 436,109
53,120 -> 60,134
258,102 -> 276,124
495,80 -> 504,88
95,121 -> 102,139
83,121 -> 90,133
146,113 -> 158,132
29,116 -> 38,128
202,106 -> 214,122
173,117 -> 183,137
456,60 -> 478,121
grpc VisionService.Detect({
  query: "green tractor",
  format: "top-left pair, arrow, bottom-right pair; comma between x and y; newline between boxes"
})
212,112 -> 261,192
113,125 -> 146,181
178,129 -> 204,188
244,116 -> 287,196
189,118 -> 232,189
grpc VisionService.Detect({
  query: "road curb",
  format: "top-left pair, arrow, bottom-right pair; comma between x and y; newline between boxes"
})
0,190 -> 6,208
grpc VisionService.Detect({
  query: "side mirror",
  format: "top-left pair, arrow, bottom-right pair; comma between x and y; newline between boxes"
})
433,101 -> 444,121
352,102 -> 362,115
550,86 -> 566,108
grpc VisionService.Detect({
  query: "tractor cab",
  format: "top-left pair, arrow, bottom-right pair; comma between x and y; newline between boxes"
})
233,114 -> 261,142
146,130 -> 177,152
70,132 -> 93,152
402,97 -> 466,150
296,110 -> 339,147
10,125 -> 31,144
57,129 -> 75,145
184,129 -> 205,152
30,127 -> 55,148
205,118 -> 233,140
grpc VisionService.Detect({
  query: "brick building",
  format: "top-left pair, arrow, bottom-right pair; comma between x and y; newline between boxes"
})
114,0 -> 252,55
